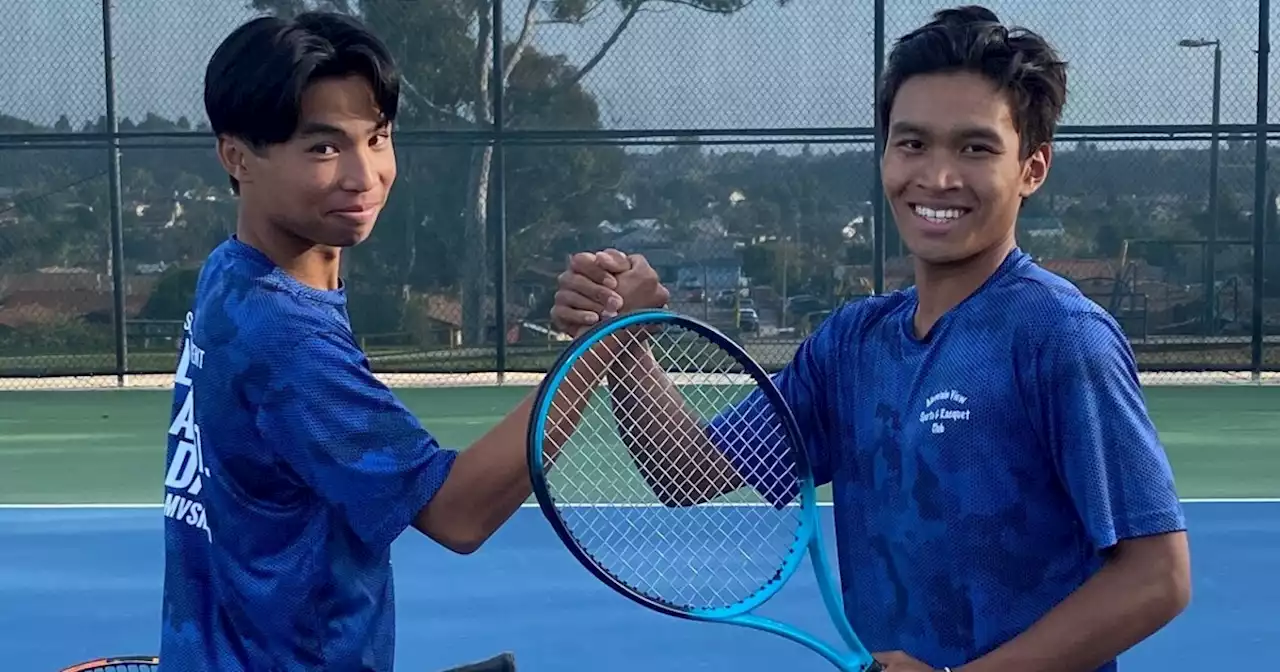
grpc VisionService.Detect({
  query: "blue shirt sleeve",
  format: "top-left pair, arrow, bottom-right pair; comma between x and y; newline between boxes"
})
704,306 -> 846,505
255,330 -> 458,551
1035,312 -> 1186,551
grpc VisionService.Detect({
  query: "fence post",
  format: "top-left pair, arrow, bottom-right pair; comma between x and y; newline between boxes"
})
491,0 -> 508,384
102,0 -> 128,387
1252,0 -> 1270,381
871,0 -> 886,294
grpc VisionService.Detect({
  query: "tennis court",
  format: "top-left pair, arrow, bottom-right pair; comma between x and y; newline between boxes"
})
1,379 -> 1278,670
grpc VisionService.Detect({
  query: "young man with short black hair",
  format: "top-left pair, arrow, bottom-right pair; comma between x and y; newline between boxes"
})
159,12 -> 593,671
552,6 -> 1191,671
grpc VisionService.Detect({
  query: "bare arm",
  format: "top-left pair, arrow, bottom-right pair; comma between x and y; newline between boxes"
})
551,251 -> 751,506
959,532 -> 1190,672
411,337 -> 620,553
604,331 -> 746,507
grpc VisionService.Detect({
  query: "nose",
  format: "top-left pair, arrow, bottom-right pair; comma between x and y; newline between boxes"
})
337,147 -> 378,193
913,153 -> 964,192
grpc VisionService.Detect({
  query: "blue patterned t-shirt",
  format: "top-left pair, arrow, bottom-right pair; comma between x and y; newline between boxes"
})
159,237 -> 456,671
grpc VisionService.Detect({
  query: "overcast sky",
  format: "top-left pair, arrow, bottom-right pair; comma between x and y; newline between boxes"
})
0,0 -> 1273,133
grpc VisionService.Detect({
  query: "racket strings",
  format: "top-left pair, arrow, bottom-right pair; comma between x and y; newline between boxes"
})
543,322 -> 807,612
620,328 -> 782,503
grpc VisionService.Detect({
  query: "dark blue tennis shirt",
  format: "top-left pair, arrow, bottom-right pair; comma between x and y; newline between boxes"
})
160,237 -> 456,671
710,248 -> 1185,671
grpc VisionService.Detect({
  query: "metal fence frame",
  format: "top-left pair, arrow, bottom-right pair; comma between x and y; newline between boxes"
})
1,0 -> 1275,383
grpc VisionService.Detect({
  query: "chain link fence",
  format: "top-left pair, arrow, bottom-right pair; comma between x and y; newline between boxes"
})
0,0 -> 1277,390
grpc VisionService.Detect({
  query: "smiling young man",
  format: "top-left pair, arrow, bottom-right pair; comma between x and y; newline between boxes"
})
550,6 -> 1191,671
158,11 -> 583,672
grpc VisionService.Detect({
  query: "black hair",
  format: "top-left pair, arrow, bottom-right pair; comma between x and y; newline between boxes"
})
879,5 -> 1067,158
203,11 -> 401,192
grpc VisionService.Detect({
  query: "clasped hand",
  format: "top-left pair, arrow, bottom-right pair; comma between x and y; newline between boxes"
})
550,248 -> 669,337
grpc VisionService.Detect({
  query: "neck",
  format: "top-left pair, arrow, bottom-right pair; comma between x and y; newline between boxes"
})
235,208 -> 342,291
911,235 -> 1016,339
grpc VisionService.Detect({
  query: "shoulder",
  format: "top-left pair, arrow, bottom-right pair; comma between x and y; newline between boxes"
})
998,259 -> 1129,357
993,276 -> 1140,405
808,290 -> 913,347
190,243 -> 352,377
950,255 -> 1135,394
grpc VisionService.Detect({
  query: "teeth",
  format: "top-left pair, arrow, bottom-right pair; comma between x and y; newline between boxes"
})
913,205 -> 967,221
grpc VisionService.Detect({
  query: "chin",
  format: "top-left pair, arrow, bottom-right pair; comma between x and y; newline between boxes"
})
913,250 -> 970,266
908,238 -> 1011,268
321,223 -> 376,248
902,238 -> 964,265
328,232 -> 372,248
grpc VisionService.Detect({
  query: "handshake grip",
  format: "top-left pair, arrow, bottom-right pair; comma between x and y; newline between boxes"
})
552,250 -> 670,337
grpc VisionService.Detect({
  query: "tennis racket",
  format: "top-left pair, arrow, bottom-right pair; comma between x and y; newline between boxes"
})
59,656 -> 159,672
528,309 -> 883,672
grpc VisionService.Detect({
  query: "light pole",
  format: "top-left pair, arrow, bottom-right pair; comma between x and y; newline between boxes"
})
1178,38 -> 1221,336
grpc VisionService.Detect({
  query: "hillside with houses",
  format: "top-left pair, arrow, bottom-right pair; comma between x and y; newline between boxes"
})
0,113 -> 1278,373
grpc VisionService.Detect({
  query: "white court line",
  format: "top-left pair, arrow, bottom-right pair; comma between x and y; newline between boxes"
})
0,503 -> 165,509
1,498 -> 1277,510
5,369 -> 1279,391
1180,497 -> 1280,503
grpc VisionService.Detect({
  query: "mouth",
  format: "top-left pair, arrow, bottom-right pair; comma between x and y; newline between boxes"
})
908,203 -> 972,234
330,205 -> 380,223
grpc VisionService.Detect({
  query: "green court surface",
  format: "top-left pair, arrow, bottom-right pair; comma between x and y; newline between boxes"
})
0,384 -> 1277,504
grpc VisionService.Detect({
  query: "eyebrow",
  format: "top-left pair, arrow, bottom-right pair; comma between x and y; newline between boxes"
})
889,121 -> 1004,144
296,119 -> 391,138
296,122 -> 346,138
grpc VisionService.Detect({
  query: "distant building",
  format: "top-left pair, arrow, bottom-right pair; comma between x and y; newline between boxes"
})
598,217 -> 743,295
1018,216 -> 1065,238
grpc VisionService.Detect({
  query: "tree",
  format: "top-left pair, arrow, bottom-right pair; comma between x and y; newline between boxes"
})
250,0 -> 791,344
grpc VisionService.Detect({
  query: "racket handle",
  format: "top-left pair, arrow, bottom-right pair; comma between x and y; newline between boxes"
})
439,652 -> 516,671
864,661 -> 886,672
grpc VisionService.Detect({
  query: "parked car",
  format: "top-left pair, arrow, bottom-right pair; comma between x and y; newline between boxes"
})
678,278 -> 705,303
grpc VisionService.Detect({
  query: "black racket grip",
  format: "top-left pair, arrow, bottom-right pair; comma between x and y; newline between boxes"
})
864,660 -> 887,672
438,652 -> 517,672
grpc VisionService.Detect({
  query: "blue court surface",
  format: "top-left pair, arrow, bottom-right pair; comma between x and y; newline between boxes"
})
1,501 -> 1275,671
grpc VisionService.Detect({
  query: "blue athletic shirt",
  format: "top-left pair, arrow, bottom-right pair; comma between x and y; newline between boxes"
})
160,236 -> 457,671
709,247 -> 1185,671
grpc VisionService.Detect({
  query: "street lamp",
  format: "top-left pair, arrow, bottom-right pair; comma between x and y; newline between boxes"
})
1178,37 -> 1221,336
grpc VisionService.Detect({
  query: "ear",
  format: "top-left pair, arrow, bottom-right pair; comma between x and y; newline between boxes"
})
215,136 -> 252,188
1020,142 -> 1052,198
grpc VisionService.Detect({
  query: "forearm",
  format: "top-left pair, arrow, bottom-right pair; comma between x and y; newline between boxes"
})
959,534 -> 1190,672
607,334 -> 743,505
412,391 -> 535,553
417,344 -> 615,552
